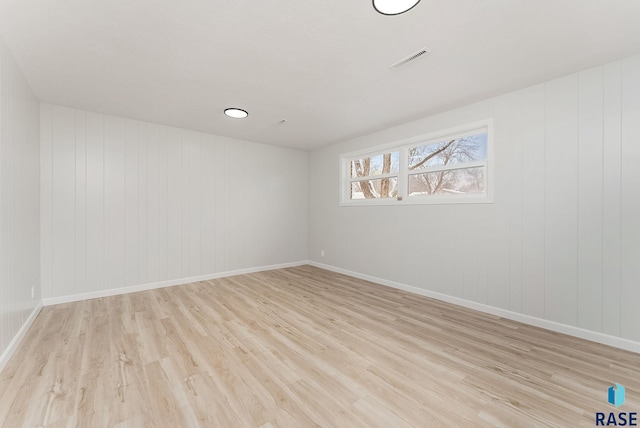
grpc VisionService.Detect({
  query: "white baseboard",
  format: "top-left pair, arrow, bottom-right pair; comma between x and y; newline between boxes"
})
0,302 -> 43,373
42,260 -> 308,306
37,259 -> 640,354
307,261 -> 640,354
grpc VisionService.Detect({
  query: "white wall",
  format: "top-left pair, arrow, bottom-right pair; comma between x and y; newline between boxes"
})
309,55 -> 640,344
41,104 -> 308,299
0,38 -> 40,361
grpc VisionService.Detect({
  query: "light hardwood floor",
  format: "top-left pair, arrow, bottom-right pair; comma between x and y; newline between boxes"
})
0,265 -> 638,427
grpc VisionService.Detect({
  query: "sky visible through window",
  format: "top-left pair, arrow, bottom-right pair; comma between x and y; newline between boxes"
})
351,152 -> 399,178
356,133 -> 487,176
345,125 -> 490,202
409,133 -> 487,170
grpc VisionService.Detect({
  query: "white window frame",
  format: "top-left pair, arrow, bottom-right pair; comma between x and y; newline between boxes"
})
339,119 -> 494,206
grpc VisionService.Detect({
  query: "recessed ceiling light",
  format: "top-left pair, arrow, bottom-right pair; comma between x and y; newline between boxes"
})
224,108 -> 248,119
373,0 -> 421,15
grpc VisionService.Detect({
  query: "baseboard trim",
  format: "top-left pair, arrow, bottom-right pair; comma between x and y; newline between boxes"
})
0,302 -> 43,373
307,261 -> 640,354
43,261 -> 308,306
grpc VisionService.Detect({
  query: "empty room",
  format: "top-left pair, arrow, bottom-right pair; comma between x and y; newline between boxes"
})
1,0 -> 640,426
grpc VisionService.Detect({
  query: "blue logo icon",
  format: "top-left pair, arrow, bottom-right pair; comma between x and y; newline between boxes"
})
608,383 -> 625,408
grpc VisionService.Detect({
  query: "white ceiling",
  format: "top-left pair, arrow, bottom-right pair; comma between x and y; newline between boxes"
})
1,0 -> 639,150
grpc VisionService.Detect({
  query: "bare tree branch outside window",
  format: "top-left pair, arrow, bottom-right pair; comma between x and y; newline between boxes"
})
346,131 -> 487,201
350,151 -> 399,199
408,135 -> 485,196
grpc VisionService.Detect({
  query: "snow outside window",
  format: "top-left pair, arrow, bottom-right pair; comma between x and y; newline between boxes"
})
340,119 -> 493,205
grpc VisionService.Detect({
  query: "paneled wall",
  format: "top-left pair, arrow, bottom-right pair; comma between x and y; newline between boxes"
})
41,104 -> 308,299
0,38 -> 40,360
308,55 -> 640,343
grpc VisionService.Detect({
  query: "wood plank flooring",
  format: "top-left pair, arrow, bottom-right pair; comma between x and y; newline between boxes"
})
0,265 -> 638,427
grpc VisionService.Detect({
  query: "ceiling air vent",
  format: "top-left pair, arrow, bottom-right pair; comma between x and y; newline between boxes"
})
389,47 -> 431,70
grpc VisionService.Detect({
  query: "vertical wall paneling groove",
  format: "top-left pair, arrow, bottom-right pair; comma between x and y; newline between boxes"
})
85,112 -> 105,294
475,202 -> 489,305
234,140 -> 243,271
543,75 -> 579,326
75,110 -> 87,295
520,84 -> 546,318
467,102 -> 490,306
458,92 -> 478,299
472,89 -> 490,304
601,62 -> 622,337
146,123 -> 160,283
214,139 -> 226,273
138,122 -> 148,286
40,105 -> 53,298
51,107 -> 75,298
255,143 -> 269,268
166,126 -> 182,280
486,97 -> 510,310
222,138 -> 230,271
461,205 -> 479,302
454,209 -> 465,299
508,90 -> 523,313
199,134 -> 214,275
619,56 -> 640,342
155,125 -> 166,282
0,36 -> 40,365
308,54 -> 640,346
577,67 -> 604,332
104,115 -> 126,290
125,119 -> 139,287
180,129 -> 189,275
40,105 -> 308,299
188,131 -> 201,277
158,125 -> 169,282
226,140 -> 238,271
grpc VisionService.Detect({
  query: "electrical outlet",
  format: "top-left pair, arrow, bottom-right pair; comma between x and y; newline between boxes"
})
31,286 -> 34,299
321,250 -> 325,257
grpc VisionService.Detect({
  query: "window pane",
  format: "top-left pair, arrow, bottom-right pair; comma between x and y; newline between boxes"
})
351,177 -> 398,199
408,167 -> 484,196
408,132 -> 487,171
350,151 -> 399,178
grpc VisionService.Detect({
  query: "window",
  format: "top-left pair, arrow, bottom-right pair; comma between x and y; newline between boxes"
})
348,151 -> 399,200
340,119 -> 493,205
